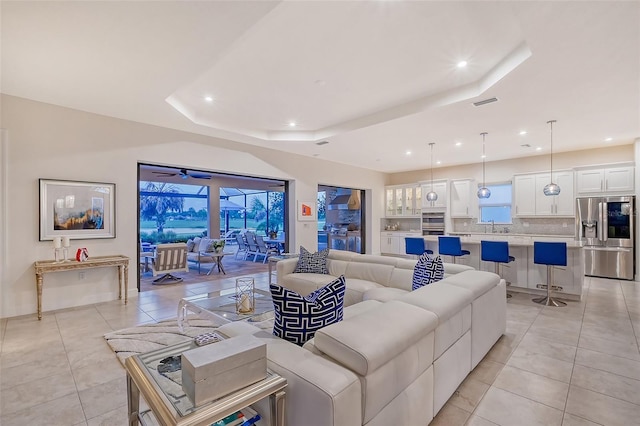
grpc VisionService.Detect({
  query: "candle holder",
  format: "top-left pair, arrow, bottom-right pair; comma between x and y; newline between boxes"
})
62,247 -> 70,262
235,277 -> 255,314
54,248 -> 63,263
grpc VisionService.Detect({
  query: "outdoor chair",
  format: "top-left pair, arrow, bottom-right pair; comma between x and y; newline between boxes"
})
255,235 -> 279,263
244,232 -> 260,261
150,243 -> 189,284
222,229 -> 240,246
235,233 -> 249,260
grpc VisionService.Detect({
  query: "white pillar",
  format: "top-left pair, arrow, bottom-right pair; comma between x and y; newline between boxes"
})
634,138 -> 640,281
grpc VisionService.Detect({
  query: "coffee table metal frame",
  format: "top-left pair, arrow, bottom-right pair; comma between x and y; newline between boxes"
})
125,340 -> 287,426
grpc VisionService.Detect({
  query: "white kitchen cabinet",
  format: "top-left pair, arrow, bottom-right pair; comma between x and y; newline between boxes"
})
421,181 -> 447,210
576,165 -> 634,195
450,179 -> 476,218
380,232 -> 400,254
380,232 -> 422,255
514,171 -> 574,217
513,175 -> 536,216
385,185 -> 421,217
533,171 -> 574,216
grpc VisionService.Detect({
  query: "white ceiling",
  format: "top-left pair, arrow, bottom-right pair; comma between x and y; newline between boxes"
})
3,1 -> 639,173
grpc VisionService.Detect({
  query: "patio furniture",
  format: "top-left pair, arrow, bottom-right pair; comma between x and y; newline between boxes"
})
244,232 -> 260,261
235,233 -> 249,260
255,235 -> 280,263
222,229 -> 241,245
150,243 -> 189,284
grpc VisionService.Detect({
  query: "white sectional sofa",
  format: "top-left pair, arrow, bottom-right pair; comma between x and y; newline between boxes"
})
217,250 -> 506,426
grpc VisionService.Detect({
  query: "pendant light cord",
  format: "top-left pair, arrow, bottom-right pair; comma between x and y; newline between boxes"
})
429,143 -> 435,192
548,120 -> 555,176
481,132 -> 487,187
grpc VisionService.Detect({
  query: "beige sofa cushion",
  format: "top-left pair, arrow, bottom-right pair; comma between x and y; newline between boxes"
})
327,259 -> 350,277
315,301 -> 438,424
443,270 -> 499,298
315,300 -> 437,376
344,262 -> 394,286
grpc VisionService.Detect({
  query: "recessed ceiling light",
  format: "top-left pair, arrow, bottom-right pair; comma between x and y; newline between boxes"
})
457,60 -> 468,68
406,150 -> 412,156
481,154 -> 486,159
536,147 -> 542,151
436,161 -> 442,165
289,122 -> 296,127
519,130 -> 527,135
605,137 -> 613,142
204,96 -> 213,102
455,142 -> 462,147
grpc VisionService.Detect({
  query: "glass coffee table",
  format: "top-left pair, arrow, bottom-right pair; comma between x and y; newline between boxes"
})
125,340 -> 287,426
177,288 -> 274,332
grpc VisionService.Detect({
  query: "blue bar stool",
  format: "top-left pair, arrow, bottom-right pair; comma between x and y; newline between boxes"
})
438,236 -> 470,264
532,241 -> 567,307
405,237 -> 433,257
481,240 -> 515,299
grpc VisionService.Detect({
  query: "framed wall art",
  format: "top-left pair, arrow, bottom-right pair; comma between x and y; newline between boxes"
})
297,200 -> 316,221
39,179 -> 115,240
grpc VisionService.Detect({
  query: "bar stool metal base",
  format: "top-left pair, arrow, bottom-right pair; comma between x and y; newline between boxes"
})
532,295 -> 566,307
532,265 -> 566,307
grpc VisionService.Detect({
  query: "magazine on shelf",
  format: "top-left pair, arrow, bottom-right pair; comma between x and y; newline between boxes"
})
211,406 -> 261,426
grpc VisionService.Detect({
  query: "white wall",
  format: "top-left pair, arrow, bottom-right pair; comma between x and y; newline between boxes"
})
387,144 -> 634,186
0,95 -> 386,318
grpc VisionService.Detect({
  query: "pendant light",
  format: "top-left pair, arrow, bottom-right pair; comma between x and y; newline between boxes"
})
426,143 -> 438,201
543,120 -> 561,196
477,132 -> 491,199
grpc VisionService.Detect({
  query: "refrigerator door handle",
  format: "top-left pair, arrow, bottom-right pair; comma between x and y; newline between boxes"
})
597,202 -> 604,241
602,201 -> 608,242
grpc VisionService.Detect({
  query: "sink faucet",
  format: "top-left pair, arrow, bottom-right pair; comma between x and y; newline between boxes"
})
490,220 -> 496,233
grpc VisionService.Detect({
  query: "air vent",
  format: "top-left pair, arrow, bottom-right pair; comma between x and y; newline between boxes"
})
473,97 -> 498,107
316,140 -> 329,146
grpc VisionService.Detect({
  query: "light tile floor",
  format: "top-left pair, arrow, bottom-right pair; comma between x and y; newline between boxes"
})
1,274 -> 639,425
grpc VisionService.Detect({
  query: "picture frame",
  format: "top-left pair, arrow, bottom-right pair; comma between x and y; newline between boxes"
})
297,200 -> 316,221
39,179 -> 116,241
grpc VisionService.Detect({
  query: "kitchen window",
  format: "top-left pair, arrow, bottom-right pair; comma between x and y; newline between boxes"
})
478,183 -> 512,224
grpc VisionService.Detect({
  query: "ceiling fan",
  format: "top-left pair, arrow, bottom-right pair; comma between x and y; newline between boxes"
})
151,168 -> 211,180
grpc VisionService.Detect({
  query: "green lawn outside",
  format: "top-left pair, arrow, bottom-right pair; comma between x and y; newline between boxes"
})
140,218 -> 264,232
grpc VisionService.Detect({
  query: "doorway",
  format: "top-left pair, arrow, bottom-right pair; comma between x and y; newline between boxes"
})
318,185 -> 365,254
137,163 -> 288,291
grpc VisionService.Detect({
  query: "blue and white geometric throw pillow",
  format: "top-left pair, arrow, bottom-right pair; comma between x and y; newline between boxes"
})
270,275 -> 346,346
293,246 -> 329,274
412,253 -> 444,290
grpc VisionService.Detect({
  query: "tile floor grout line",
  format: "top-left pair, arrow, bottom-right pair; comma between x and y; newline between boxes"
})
560,275 -> 589,418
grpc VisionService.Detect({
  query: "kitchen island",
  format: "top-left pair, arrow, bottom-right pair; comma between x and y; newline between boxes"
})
424,234 -> 585,300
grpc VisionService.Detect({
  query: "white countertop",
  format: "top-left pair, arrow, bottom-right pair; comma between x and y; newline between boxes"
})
423,234 -> 583,248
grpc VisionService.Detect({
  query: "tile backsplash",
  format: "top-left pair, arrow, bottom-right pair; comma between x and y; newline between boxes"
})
452,217 -> 575,237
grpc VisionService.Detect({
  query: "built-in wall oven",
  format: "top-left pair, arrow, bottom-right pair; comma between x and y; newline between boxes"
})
422,212 -> 445,235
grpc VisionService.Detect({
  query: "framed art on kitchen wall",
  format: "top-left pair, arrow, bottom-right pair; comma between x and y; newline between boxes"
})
39,179 -> 116,240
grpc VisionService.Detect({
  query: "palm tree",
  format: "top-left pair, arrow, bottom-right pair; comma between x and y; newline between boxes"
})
250,192 -> 284,234
140,182 -> 184,234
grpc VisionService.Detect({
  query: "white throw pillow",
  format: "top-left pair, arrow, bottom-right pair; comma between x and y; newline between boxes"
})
199,238 -> 213,253
192,237 -> 202,252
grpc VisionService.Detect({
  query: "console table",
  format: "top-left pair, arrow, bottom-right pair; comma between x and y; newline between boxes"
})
33,255 -> 129,320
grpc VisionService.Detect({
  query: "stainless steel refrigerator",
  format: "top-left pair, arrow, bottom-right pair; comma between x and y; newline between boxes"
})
576,196 -> 635,280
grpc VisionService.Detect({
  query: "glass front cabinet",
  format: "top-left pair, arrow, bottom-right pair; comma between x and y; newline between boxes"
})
385,185 -> 421,217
